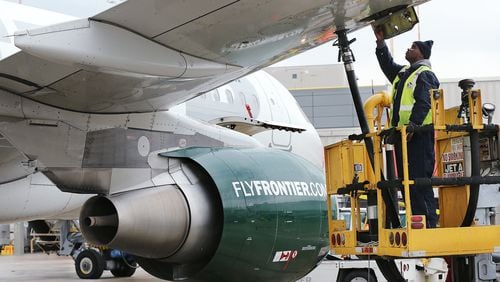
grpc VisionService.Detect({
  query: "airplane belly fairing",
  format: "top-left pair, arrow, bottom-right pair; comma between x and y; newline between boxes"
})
80,147 -> 328,282
0,173 -> 91,224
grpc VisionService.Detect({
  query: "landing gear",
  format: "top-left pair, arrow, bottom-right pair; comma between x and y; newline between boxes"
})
109,251 -> 137,278
73,247 -> 138,279
56,220 -> 138,279
110,261 -> 136,277
75,249 -> 105,279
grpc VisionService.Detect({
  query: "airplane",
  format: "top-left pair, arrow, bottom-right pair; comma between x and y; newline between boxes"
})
0,0 -> 430,281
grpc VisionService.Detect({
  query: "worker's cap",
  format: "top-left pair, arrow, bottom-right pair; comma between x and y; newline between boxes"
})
414,40 -> 433,59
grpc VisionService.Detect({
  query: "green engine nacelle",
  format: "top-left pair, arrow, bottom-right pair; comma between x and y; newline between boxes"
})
139,147 -> 329,282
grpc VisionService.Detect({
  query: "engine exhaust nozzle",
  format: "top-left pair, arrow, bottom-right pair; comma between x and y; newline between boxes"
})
80,185 -> 190,259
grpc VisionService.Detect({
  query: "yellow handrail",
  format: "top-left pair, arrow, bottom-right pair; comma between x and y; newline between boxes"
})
363,91 -> 391,132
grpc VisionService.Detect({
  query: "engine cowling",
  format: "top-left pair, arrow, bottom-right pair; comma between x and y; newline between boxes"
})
80,147 -> 328,282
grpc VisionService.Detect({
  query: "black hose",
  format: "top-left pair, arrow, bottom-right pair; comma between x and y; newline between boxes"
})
378,176 -> 500,189
335,29 -> 403,281
461,131 -> 480,227
336,31 -> 375,169
375,258 -> 406,282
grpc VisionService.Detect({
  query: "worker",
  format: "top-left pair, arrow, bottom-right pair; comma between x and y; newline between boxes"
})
374,27 -> 439,228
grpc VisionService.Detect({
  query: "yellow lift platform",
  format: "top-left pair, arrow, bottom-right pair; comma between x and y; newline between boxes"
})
325,84 -> 500,260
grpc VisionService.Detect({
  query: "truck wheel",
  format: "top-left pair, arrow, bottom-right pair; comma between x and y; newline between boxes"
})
111,261 -> 136,277
343,269 -> 377,282
75,249 -> 105,279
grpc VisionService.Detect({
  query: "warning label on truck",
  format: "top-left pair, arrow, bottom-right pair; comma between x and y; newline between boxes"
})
479,138 -> 491,161
441,151 -> 464,162
443,161 -> 464,178
442,137 -> 465,178
451,138 -> 463,153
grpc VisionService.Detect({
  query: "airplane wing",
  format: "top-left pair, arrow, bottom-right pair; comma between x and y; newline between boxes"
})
1,0 -> 429,113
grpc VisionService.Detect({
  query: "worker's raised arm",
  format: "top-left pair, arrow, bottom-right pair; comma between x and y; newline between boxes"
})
373,26 -> 405,83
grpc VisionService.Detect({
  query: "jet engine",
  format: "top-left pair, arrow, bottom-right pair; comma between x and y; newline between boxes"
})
80,147 -> 328,282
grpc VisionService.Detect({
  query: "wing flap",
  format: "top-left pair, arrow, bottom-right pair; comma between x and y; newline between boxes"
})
211,116 -> 306,136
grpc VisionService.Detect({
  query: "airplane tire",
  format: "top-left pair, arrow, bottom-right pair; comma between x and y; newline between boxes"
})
342,269 -> 377,282
75,249 -> 105,279
111,261 -> 136,277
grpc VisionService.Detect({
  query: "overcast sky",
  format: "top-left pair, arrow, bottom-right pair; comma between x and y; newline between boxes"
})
9,0 -> 500,86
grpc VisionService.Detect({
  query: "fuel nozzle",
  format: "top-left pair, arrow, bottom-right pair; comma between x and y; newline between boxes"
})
458,78 -> 475,92
457,79 -> 476,123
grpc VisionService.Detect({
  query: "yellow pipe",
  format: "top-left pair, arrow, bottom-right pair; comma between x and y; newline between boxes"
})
363,92 -> 391,132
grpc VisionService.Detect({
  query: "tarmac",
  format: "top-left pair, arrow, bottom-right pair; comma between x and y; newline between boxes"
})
0,253 -> 162,282
1,253 -> 498,281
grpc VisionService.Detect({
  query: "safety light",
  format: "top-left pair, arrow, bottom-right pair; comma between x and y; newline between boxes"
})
336,234 -> 341,247
401,232 -> 407,246
331,233 -> 336,246
411,215 -> 423,221
410,215 -> 425,229
395,232 -> 401,246
483,102 -> 496,124
411,222 -> 424,229
389,232 -> 395,246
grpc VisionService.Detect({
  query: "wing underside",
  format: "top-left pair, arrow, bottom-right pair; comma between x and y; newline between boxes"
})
0,0 -> 428,113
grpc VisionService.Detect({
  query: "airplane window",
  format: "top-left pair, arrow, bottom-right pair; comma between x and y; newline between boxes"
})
251,95 -> 260,114
292,73 -> 298,79
296,101 -> 311,123
213,90 -> 220,102
225,89 -> 234,104
237,92 -> 245,105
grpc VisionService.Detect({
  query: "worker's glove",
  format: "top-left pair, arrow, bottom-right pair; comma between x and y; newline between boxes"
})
384,128 -> 399,145
406,121 -> 419,142
406,121 -> 419,132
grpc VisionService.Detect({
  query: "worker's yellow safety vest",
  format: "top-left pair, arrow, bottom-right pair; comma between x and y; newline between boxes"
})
389,65 -> 433,127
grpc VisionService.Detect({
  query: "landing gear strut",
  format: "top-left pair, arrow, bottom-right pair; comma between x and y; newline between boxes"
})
58,220 -> 138,279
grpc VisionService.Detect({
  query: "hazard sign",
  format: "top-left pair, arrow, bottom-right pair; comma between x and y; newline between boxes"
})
443,161 -> 464,178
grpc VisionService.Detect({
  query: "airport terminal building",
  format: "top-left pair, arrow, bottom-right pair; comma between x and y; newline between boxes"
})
266,64 -> 500,145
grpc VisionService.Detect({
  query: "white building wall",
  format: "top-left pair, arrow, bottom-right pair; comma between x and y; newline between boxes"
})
440,78 -> 500,124
267,65 -> 500,146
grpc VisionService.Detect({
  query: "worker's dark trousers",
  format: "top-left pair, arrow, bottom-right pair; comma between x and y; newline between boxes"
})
394,131 -> 437,228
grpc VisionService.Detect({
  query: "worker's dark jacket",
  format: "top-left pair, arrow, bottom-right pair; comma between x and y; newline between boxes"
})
376,42 -> 440,227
